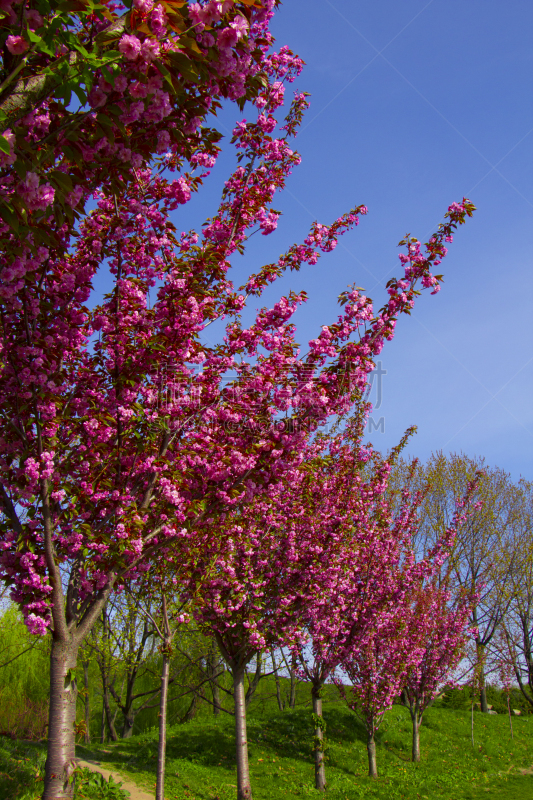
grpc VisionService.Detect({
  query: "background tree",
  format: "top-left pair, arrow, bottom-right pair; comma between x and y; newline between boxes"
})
495,480 -> 533,709
409,452 -> 519,712
401,581 -> 475,762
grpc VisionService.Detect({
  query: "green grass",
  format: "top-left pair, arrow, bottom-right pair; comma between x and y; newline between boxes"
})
72,702 -> 533,800
0,736 -> 131,800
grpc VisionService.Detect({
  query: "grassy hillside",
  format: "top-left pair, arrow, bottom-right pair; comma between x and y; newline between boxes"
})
70,700 -> 532,800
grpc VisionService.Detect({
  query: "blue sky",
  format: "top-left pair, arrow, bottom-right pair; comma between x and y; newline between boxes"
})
200,0 -> 532,481
92,1 -> 532,480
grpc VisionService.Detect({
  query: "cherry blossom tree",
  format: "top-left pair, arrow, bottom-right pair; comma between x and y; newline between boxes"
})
294,427 -> 416,791
0,4 -> 475,799
185,418 -> 403,799
335,474 -> 480,779
0,0 -> 277,248
401,582 -> 475,762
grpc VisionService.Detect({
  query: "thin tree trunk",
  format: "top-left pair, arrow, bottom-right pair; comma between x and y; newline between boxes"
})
411,713 -> 421,762
121,714 -> 135,738
155,621 -> 171,800
289,654 -> 297,708
43,639 -> 79,800
208,642 -> 222,716
103,685 -> 118,741
367,730 -> 378,778
271,650 -> 283,712
245,652 -> 262,708
100,696 -> 106,744
183,691 -> 200,721
471,701 -> 474,747
476,639 -> 489,713
311,686 -> 326,792
480,682 -> 489,713
234,668 -> 253,800
82,661 -> 91,744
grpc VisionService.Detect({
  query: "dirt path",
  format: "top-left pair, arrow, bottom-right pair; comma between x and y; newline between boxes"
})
77,757 -> 154,800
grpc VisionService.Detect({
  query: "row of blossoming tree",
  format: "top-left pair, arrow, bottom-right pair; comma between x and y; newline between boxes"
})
0,1 -> 475,798
184,420 -> 480,797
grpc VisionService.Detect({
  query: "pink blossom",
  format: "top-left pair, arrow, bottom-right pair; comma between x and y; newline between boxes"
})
88,88 -> 107,108
150,4 -> 168,37
114,75 -> 128,92
6,35 -> 28,55
25,9 -> 43,28
25,613 -> 50,636
141,38 -> 161,62
118,34 -> 142,60
133,0 -> 154,11
156,130 -> 171,154
217,26 -> 239,52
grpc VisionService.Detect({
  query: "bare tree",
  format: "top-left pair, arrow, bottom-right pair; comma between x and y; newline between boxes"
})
408,452 -> 520,712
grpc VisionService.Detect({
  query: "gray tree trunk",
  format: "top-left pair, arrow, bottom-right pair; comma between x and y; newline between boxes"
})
208,642 -> 222,716
272,650 -> 283,711
121,715 -> 135,738
289,654 -> 297,708
155,642 -> 171,800
480,681 -> 489,713
102,684 -> 118,741
82,661 -> 91,744
312,687 -> 326,792
43,639 -> 79,799
245,652 -> 262,708
367,731 -> 378,778
412,716 -> 421,762
234,668 -> 253,800
100,696 -> 106,743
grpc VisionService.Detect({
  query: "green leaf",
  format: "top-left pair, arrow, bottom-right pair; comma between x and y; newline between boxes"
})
0,202 -> 18,231
51,170 -> 74,192
0,135 -> 10,155
13,159 -> 28,181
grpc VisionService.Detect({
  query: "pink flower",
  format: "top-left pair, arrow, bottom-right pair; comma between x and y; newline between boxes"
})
25,8 -> 43,29
88,88 -> 107,108
217,26 -> 238,52
150,4 -> 168,37
24,172 -> 40,191
156,129 -> 171,154
6,35 -> 28,55
114,75 -> 128,93
66,185 -> 84,208
231,14 -> 248,39
133,0 -> 154,11
129,80 -> 149,99
118,34 -> 142,61
141,38 -> 161,62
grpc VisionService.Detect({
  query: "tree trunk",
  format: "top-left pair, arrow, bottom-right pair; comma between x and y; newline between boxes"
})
102,686 -> 118,741
183,691 -> 200,722
82,661 -> 91,744
233,668 -> 253,800
155,644 -> 171,800
121,714 -> 135,739
100,697 -> 106,744
43,638 -> 79,800
367,730 -> 378,778
480,682 -> 489,714
208,642 -> 222,716
411,715 -> 421,762
289,654 -> 297,708
245,652 -> 262,708
311,686 -> 326,792
476,638 -> 489,713
271,650 -> 283,712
